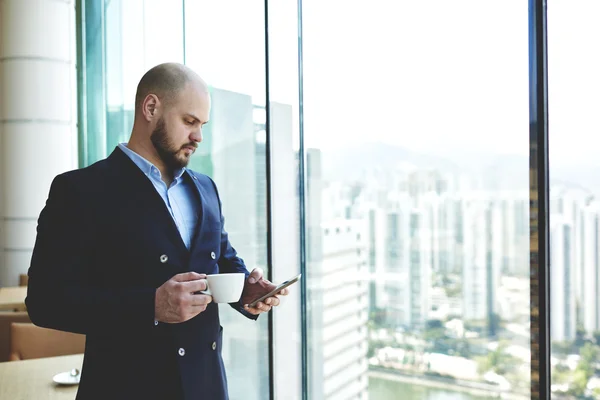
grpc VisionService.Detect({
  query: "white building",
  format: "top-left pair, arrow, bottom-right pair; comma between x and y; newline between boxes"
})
408,206 -> 433,330
582,200 -> 600,333
552,187 -> 590,327
320,220 -> 369,400
461,195 -> 502,335
307,150 -> 369,400
550,216 -> 576,342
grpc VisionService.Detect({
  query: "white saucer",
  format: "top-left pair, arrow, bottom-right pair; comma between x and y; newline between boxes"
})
53,371 -> 80,385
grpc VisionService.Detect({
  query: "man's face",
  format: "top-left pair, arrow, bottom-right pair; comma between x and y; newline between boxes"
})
151,82 -> 210,170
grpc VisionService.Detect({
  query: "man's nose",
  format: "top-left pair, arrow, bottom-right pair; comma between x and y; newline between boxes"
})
191,128 -> 203,143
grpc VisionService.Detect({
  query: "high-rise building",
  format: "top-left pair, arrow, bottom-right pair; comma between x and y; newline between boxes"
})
383,208 -> 411,328
507,193 -> 530,277
368,207 -> 390,312
550,216 -> 576,342
306,149 -> 369,400
408,207 -> 432,329
461,197 -> 502,336
188,87 -> 267,400
552,187 -> 589,327
320,220 -> 369,399
582,200 -> 600,333
253,106 -> 268,270
436,194 -> 458,275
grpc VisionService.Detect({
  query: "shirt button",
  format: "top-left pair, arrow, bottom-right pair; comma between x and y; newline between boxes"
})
154,320 -> 158,326
160,254 -> 168,263
178,348 -> 185,356
212,342 -> 217,351
210,252 -> 216,260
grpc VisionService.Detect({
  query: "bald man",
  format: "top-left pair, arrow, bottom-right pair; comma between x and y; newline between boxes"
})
26,63 -> 287,400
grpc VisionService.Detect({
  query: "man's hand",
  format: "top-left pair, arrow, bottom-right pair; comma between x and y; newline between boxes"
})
241,268 -> 289,316
155,272 -> 212,323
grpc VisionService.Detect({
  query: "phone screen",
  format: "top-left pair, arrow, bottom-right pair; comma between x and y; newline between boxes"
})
248,273 -> 301,308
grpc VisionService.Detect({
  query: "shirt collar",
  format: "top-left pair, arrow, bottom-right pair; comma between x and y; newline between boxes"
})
118,143 -> 186,181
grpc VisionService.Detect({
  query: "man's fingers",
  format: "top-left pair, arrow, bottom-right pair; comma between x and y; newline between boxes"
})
279,288 -> 289,296
248,268 -> 263,284
190,294 -> 212,307
172,272 -> 207,282
249,301 -> 271,312
180,278 -> 208,293
265,297 -> 280,307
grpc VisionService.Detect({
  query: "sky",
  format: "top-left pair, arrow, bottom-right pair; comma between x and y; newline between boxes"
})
106,0 -> 600,166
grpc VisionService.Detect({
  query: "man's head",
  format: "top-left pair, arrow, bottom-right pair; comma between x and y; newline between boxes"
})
131,63 -> 210,171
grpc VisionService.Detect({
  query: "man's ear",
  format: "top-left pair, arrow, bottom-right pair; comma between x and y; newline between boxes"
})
142,94 -> 159,121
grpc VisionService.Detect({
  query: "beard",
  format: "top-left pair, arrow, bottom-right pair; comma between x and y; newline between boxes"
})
150,117 -> 195,170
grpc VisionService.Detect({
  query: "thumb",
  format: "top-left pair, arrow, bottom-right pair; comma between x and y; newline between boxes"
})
248,268 -> 263,284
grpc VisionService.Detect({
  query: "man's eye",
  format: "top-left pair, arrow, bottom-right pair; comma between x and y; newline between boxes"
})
186,120 -> 194,125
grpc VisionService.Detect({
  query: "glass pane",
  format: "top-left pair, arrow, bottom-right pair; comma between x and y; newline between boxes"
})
303,1 -> 531,399
548,1 -> 600,399
79,0 -> 184,165
266,0 -> 303,397
79,1 -> 271,398
79,0 -> 106,166
104,0 -> 184,158
184,2 -> 269,400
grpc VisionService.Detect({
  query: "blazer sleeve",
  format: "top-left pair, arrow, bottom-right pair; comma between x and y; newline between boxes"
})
206,176 -> 258,321
26,174 -> 157,335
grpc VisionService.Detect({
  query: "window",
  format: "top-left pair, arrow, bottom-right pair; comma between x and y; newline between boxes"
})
548,1 -> 600,398
78,1 -> 275,399
303,1 -> 530,398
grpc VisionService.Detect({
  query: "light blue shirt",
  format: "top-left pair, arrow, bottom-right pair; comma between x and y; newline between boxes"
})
118,143 -> 199,249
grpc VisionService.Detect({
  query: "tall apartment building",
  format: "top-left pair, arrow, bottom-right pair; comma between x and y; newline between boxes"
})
306,149 -> 369,400
581,200 -> 600,333
189,87 -> 267,400
408,206 -> 433,330
461,196 -> 502,336
550,216 -> 576,342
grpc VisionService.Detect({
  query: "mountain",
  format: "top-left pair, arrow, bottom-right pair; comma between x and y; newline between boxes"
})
319,142 -> 460,183
317,141 -> 600,193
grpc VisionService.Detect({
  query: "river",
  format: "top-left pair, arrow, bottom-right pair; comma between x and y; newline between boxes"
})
369,376 -> 499,400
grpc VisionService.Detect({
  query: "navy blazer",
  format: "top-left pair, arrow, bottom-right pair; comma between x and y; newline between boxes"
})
26,147 -> 256,400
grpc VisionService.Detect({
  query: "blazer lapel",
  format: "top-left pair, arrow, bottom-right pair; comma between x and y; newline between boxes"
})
187,171 -> 208,250
107,148 -> 189,256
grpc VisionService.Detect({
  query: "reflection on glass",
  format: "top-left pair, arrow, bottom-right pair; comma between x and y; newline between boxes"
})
548,1 -> 600,399
80,1 -> 273,399
80,0 -> 184,165
184,2 -> 269,400
303,1 -> 530,399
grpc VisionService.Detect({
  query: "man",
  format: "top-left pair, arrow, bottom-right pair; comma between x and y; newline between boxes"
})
26,63 -> 287,400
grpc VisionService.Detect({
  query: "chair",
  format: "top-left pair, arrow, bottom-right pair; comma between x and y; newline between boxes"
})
0,312 -> 31,362
9,322 -> 85,361
18,274 -> 29,287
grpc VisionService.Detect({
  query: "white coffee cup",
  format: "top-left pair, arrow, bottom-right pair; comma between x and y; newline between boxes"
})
198,273 -> 245,303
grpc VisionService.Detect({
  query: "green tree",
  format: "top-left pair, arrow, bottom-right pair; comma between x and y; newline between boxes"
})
593,330 -> 600,346
476,341 -> 519,376
578,342 -> 599,378
575,325 -> 588,348
569,369 -> 588,398
568,343 -> 600,398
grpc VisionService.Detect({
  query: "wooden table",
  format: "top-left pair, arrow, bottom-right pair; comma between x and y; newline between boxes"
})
0,287 -> 27,311
0,354 -> 83,399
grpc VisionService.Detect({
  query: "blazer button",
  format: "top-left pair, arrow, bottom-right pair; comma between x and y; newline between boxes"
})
154,320 -> 159,326
178,348 -> 185,356
212,342 -> 217,351
210,252 -> 216,260
160,254 -> 168,263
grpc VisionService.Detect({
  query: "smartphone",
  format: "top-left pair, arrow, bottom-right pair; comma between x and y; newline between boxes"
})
248,273 -> 302,308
